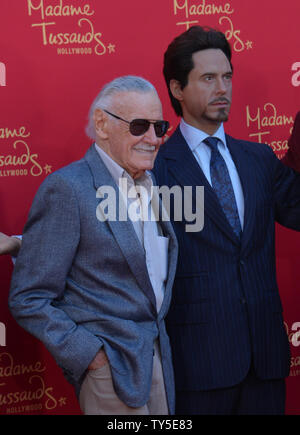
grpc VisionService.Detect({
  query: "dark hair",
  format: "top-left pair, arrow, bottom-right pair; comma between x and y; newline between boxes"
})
163,26 -> 233,116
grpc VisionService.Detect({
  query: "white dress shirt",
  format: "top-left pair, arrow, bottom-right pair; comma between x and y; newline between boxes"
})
180,119 -> 245,229
95,144 -> 168,312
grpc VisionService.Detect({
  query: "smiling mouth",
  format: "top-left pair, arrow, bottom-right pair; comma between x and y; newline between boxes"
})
133,145 -> 156,153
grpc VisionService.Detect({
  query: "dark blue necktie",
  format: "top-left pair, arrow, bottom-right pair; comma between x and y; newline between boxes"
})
204,137 -> 242,238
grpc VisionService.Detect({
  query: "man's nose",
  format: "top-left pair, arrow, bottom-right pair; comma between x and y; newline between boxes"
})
216,78 -> 227,94
144,124 -> 161,145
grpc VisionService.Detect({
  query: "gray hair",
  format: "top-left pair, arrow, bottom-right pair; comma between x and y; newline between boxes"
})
85,75 -> 158,140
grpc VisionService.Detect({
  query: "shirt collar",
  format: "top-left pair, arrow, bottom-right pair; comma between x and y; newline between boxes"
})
94,143 -> 153,195
179,118 -> 227,151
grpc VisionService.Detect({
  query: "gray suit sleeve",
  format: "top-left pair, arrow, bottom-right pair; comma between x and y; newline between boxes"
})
9,173 -> 103,383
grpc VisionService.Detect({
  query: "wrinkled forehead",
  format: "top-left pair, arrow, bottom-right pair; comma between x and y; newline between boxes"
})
110,90 -> 163,120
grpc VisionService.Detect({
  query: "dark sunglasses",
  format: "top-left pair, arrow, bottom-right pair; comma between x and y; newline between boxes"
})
103,109 -> 169,138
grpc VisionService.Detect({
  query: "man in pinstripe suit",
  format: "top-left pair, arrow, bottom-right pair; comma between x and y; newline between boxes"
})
153,26 -> 300,414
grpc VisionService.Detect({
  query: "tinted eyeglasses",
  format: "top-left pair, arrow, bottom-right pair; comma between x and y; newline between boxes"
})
103,109 -> 169,138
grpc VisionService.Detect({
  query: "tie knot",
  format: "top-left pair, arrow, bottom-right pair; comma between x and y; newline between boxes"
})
204,137 -> 219,152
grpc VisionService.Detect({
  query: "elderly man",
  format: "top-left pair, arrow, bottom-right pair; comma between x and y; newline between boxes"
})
9,75 -> 178,415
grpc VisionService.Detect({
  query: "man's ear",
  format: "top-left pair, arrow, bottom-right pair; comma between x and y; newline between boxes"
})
93,109 -> 109,139
169,79 -> 184,102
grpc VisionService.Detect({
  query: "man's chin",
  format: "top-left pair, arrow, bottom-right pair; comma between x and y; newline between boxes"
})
217,107 -> 230,121
205,111 -> 229,124
130,163 -> 153,179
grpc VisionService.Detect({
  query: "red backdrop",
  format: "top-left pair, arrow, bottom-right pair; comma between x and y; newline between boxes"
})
0,0 -> 299,415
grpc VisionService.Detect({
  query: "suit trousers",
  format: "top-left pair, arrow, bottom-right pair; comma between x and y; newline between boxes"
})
79,342 -> 168,415
175,364 -> 286,415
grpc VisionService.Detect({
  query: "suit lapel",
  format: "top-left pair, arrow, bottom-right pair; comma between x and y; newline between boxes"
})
84,145 -> 157,314
164,128 -> 240,245
156,206 -> 178,320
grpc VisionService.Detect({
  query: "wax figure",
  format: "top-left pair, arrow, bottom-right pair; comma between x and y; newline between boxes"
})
153,26 -> 300,415
282,111 -> 300,172
9,76 -> 178,415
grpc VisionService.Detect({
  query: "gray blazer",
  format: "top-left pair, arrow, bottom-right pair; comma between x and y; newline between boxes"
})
9,145 -> 178,412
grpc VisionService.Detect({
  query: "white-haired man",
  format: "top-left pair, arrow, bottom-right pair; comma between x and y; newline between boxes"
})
9,76 -> 178,415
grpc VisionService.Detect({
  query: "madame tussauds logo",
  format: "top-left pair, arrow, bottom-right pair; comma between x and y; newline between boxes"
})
172,0 -> 253,53
291,62 -> 300,87
27,0 -> 115,56
0,126 -> 52,177
0,63 -> 6,87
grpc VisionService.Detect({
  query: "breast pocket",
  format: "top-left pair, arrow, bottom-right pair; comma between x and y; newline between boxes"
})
168,273 -> 210,324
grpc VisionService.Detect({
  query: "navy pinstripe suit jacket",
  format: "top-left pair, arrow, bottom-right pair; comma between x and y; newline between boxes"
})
153,127 -> 300,392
